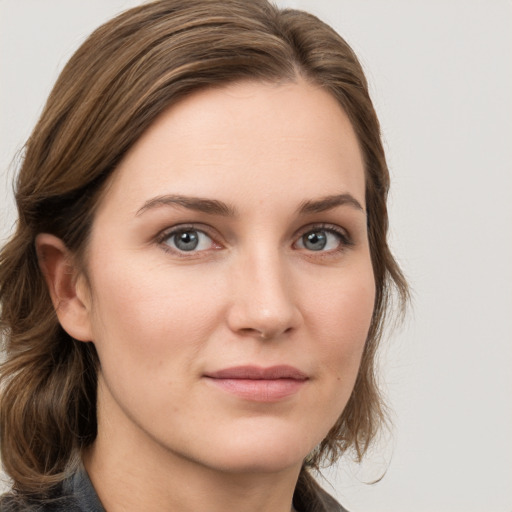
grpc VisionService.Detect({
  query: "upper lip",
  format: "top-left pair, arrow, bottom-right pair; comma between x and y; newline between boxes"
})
204,365 -> 308,380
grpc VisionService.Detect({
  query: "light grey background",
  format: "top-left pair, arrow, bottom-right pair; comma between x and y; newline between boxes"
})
1,1 -> 511,511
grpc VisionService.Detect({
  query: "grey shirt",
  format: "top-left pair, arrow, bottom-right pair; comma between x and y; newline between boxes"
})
1,467 -> 349,512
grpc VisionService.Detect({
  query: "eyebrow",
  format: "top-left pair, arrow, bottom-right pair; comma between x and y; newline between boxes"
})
136,194 -> 237,217
136,192 -> 364,218
297,193 -> 365,215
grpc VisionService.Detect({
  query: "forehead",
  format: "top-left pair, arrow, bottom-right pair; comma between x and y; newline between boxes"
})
98,79 -> 365,216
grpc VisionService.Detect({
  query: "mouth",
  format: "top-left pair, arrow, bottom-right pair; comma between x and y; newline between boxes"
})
203,365 -> 308,402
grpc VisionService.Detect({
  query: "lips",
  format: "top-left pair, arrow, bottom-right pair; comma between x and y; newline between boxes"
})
203,365 -> 308,402
206,365 -> 308,380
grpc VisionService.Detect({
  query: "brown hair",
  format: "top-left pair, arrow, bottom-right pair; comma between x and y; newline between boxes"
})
0,0 -> 408,499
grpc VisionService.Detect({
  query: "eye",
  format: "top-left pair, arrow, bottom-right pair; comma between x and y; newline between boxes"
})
161,228 -> 217,253
294,227 -> 349,252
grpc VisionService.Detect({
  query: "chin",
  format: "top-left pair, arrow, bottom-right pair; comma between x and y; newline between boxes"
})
207,450 -> 304,475
191,425 -> 320,475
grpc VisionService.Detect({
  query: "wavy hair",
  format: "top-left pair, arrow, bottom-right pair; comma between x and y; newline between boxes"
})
0,0 -> 408,499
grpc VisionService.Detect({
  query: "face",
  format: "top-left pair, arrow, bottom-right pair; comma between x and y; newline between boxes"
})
80,80 -> 375,475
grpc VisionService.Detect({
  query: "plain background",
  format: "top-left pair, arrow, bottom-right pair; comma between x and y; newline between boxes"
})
1,1 -> 511,511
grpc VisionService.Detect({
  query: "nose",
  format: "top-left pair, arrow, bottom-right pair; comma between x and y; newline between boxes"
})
226,249 -> 302,340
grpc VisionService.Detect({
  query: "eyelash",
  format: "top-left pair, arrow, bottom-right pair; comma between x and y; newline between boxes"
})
156,224 -> 220,257
155,223 -> 353,257
294,223 -> 354,254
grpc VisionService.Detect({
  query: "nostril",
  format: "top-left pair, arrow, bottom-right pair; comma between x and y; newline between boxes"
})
239,328 -> 271,339
237,326 -> 294,340
226,288 -> 302,340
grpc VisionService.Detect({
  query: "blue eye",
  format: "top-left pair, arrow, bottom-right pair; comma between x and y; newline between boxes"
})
163,229 -> 213,252
296,228 -> 346,252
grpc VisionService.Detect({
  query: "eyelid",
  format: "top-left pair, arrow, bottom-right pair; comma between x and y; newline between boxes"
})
293,223 -> 354,250
153,222 -> 353,257
155,223 -> 223,255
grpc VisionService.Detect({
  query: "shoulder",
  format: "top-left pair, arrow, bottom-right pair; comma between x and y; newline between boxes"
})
294,469 -> 350,512
0,467 -> 102,512
0,494 -> 81,512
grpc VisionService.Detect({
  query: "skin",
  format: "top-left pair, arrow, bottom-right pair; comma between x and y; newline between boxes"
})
38,79 -> 375,512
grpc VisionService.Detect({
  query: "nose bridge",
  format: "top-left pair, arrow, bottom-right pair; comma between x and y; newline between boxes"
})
227,244 -> 300,338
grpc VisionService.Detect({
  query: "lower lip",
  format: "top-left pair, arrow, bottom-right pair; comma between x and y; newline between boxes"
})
205,378 -> 306,402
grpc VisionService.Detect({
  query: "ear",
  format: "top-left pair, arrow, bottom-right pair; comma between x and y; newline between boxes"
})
35,233 -> 93,342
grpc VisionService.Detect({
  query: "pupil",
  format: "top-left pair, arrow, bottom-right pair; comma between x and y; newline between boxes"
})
176,231 -> 199,251
304,231 -> 327,251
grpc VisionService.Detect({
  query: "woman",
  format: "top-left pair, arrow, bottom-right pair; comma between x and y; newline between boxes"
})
0,1 -> 408,510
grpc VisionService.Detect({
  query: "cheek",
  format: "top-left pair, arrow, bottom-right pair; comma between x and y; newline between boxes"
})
289,267 -> 375,447
304,267 -> 375,377
86,255 -> 222,366
309,267 -> 375,332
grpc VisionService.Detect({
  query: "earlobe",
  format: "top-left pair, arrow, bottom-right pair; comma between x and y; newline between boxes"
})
35,233 -> 93,342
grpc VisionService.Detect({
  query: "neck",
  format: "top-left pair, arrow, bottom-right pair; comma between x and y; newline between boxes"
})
84,441 -> 301,512
84,390 -> 302,512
